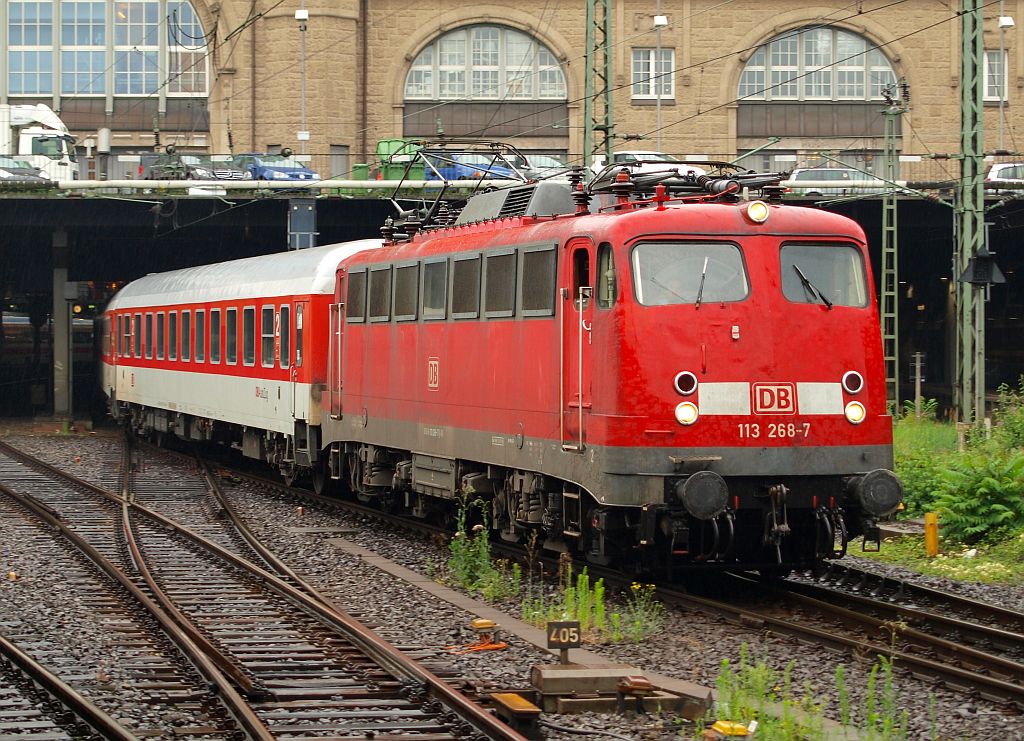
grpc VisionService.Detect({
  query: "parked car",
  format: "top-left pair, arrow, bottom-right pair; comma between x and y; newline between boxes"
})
422,151 -> 518,181
517,154 -> 570,180
0,156 -> 48,184
591,150 -> 707,178
144,151 -> 252,180
232,152 -> 320,181
785,167 -> 886,197
985,162 -> 1024,195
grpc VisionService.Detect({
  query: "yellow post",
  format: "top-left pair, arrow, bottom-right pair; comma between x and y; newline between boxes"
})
924,512 -> 939,557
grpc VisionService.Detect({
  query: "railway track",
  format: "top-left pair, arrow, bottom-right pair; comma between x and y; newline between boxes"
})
146,443 -> 1024,713
0,437 -> 528,740
0,631 -> 134,740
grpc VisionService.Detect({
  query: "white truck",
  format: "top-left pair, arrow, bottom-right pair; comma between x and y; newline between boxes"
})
0,104 -> 78,181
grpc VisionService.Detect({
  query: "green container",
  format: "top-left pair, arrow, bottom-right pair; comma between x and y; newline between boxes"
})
352,163 -> 369,181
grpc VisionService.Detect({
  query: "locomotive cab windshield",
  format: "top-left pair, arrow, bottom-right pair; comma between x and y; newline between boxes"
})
780,243 -> 869,308
631,242 -> 750,306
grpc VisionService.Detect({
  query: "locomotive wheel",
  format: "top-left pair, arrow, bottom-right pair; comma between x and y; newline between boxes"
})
311,459 -> 328,496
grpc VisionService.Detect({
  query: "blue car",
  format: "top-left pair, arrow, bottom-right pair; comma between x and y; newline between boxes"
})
232,153 -> 320,181
422,151 -> 517,181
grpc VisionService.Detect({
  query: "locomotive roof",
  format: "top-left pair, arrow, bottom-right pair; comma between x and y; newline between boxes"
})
108,239 -> 383,310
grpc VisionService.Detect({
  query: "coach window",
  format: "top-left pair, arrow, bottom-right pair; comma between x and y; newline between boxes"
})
133,313 -> 142,357
261,307 -> 275,367
295,304 -> 304,367
520,245 -> 556,316
279,305 -> 291,368
632,242 -> 749,306
780,243 -> 867,307
195,310 -> 206,362
346,270 -> 366,323
369,266 -> 392,322
210,309 -> 221,363
484,249 -> 516,318
116,315 -> 123,356
181,311 -> 191,362
394,263 -> 419,321
226,309 -> 238,364
422,259 -> 447,320
145,313 -> 153,359
597,243 -> 617,309
156,312 -> 165,360
169,312 -> 178,361
242,307 -> 256,366
451,255 -> 481,319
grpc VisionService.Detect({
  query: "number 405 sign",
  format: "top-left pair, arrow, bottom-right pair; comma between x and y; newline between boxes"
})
547,620 -> 581,649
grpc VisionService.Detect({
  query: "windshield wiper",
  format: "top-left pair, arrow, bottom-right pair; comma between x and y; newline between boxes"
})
792,264 -> 833,309
695,256 -> 710,309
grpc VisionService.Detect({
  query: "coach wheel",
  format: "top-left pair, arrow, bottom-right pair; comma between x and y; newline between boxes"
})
282,464 -> 299,488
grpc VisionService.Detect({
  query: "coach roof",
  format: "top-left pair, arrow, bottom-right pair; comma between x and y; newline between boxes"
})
107,239 -> 382,310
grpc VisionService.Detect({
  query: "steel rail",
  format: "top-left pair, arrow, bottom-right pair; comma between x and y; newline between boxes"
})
0,439 -> 274,740
0,632 -> 139,741
3,438 -> 526,741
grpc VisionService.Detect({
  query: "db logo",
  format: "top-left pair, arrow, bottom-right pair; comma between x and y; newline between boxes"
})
753,383 -> 796,415
427,358 -> 440,390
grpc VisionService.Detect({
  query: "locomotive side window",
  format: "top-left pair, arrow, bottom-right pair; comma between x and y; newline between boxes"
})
451,255 -> 481,319
520,245 -> 556,316
242,307 -> 255,366
422,259 -> 447,320
169,312 -> 178,360
195,310 -> 206,362
133,313 -> 141,357
632,242 -> 748,306
597,243 -> 617,309
780,243 -> 868,308
280,305 -> 291,368
346,270 -> 366,323
394,264 -> 419,321
573,248 -> 591,309
210,309 -> 221,363
369,267 -> 392,322
145,313 -> 153,359
261,307 -> 274,367
156,312 -> 165,360
484,250 -> 516,318
226,308 -> 238,364
181,311 -> 191,362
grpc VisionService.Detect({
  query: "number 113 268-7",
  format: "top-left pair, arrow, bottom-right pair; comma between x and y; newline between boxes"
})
738,422 -> 811,439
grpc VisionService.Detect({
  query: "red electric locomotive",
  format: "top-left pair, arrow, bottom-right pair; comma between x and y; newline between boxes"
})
101,163 -> 902,574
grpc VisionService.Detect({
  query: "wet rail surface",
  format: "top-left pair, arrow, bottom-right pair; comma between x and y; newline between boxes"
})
0,438 -> 527,740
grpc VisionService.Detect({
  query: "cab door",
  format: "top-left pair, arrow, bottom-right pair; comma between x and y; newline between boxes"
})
561,237 -> 594,451
328,270 -> 345,419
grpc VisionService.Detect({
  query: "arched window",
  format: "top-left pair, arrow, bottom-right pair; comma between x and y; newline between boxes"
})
6,0 -> 208,97
738,27 -> 896,101
405,25 -> 566,101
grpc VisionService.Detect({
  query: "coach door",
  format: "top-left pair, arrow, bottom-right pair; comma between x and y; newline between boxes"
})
291,301 -> 308,419
328,271 -> 345,418
561,237 -> 594,451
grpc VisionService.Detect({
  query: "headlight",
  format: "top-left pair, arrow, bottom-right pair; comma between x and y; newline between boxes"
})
0,170 -> 11,179
746,200 -> 770,223
675,401 -> 699,425
272,171 -> 289,179
844,401 -> 866,424
242,171 -> 254,179
193,168 -> 212,178
674,371 -> 698,396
